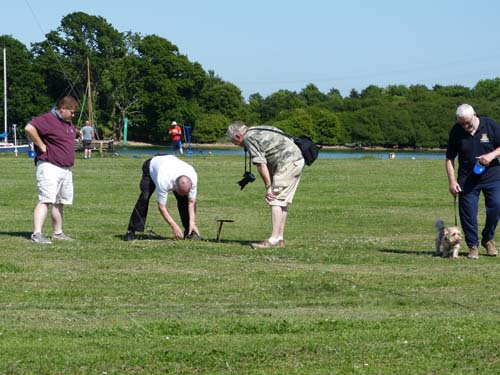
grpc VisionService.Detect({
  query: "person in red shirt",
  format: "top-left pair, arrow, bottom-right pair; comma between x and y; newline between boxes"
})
25,96 -> 79,244
168,121 -> 183,155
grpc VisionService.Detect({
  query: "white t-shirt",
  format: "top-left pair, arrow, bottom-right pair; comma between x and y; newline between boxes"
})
149,155 -> 198,205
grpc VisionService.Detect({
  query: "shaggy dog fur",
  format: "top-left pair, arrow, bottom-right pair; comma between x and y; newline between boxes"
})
434,219 -> 462,259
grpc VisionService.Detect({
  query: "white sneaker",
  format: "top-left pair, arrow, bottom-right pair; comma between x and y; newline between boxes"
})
31,232 -> 52,244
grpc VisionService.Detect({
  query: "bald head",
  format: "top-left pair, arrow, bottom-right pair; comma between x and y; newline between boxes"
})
175,175 -> 192,196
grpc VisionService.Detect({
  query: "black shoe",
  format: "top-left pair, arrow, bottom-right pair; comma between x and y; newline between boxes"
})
123,231 -> 135,241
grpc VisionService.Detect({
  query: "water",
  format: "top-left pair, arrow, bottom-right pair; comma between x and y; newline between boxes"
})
114,145 -> 445,160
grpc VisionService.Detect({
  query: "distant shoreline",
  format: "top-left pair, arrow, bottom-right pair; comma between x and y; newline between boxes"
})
120,141 -> 445,153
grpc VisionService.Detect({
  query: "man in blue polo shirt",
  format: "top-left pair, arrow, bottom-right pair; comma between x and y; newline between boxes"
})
446,103 -> 500,259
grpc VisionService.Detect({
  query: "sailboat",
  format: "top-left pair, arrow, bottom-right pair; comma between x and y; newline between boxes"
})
0,48 -> 29,154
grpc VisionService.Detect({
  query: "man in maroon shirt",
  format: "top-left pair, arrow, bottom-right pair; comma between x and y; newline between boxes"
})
25,96 -> 78,244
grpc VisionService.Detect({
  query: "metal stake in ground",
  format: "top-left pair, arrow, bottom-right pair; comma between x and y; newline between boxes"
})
215,217 -> 234,242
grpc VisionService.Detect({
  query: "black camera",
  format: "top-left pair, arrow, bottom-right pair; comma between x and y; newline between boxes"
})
238,171 -> 256,190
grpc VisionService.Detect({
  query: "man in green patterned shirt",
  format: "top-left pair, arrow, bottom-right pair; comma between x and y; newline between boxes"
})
227,122 -> 305,248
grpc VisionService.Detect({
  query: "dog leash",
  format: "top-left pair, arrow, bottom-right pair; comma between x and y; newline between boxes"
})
454,195 -> 458,226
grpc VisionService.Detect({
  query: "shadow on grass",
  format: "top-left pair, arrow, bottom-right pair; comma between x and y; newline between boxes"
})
0,231 -> 33,239
381,248 -> 477,258
205,238 -> 255,246
379,248 -> 439,256
113,233 -> 168,241
113,233 -> 254,246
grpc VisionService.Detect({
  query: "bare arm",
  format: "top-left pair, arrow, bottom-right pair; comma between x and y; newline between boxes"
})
157,202 -> 184,239
187,199 -> 200,236
445,158 -> 461,196
25,124 -> 46,153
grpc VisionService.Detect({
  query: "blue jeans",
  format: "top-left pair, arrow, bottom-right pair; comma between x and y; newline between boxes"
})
171,140 -> 182,152
459,180 -> 500,248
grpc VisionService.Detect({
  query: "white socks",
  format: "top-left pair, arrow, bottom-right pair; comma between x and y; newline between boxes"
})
268,236 -> 283,245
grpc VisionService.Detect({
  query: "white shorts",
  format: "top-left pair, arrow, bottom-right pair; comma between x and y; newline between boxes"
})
35,161 -> 73,205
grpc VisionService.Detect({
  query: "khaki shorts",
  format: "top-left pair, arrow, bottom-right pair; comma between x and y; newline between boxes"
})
269,159 -> 305,207
36,161 -> 73,205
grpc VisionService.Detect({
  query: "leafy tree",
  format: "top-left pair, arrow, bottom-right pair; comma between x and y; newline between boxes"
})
259,90 -> 306,122
318,95 -> 344,114
306,107 -> 341,145
271,108 -> 315,137
407,84 -> 431,101
349,89 -> 360,99
192,113 -> 230,143
413,121 -> 438,148
339,107 -> 385,146
199,71 -> 245,119
247,93 -> 264,124
132,34 -> 207,141
331,97 -> 362,112
32,12 -> 126,102
386,84 -> 409,97
136,34 -> 206,99
327,87 -> 342,99
472,98 -> 500,121
100,52 -> 145,140
299,84 -> 327,106
380,106 -> 414,147
433,84 -> 472,98
360,85 -> 384,99
406,98 -> 456,148
473,78 -> 500,101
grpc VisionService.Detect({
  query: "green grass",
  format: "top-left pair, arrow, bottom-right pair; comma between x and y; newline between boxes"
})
0,152 -> 499,374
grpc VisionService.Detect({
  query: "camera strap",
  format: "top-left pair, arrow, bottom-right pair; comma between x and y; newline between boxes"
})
248,127 -> 291,139
244,147 -> 252,174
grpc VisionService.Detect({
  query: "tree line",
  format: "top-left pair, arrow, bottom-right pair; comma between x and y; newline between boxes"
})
2,12 -> 500,148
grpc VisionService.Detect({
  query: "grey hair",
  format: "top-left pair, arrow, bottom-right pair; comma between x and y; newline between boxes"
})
226,122 -> 248,142
456,104 -> 475,119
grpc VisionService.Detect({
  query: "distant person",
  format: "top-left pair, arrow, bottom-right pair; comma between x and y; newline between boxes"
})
124,155 -> 200,241
80,120 -> 94,159
168,121 -> 183,155
226,122 -> 305,249
446,103 -> 500,259
25,96 -> 79,244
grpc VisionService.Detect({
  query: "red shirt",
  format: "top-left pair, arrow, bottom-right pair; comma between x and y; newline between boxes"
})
31,111 -> 77,167
169,125 -> 182,141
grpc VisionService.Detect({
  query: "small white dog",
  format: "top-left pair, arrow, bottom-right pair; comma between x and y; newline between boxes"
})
434,219 -> 462,259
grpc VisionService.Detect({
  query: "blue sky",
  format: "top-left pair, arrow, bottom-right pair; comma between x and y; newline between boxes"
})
2,0 -> 500,99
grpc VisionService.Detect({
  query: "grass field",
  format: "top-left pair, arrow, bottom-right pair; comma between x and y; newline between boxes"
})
0,152 -> 499,374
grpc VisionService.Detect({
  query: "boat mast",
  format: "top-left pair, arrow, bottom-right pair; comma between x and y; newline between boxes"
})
87,57 -> 93,127
3,48 -> 7,140
86,56 -> 99,140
